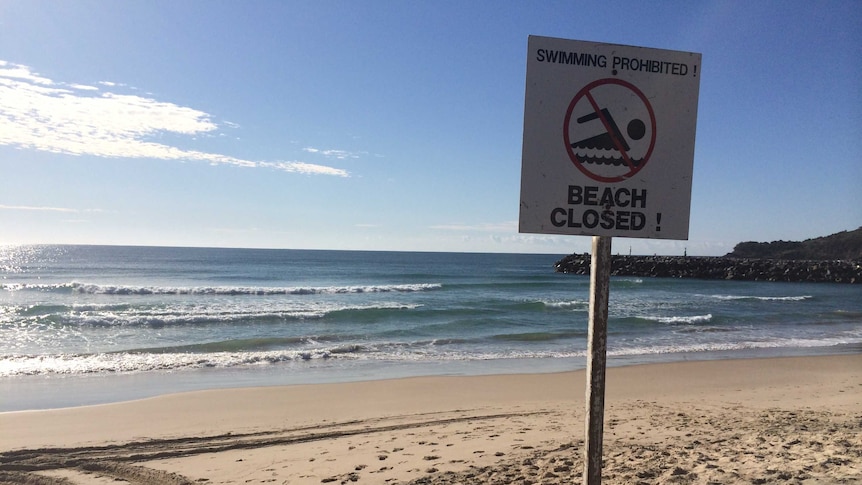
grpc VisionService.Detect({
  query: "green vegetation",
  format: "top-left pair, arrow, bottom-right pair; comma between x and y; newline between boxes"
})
726,227 -> 862,261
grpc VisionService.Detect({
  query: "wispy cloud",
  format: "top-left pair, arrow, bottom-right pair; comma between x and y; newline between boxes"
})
68,83 -> 99,91
0,204 -> 98,213
259,161 -> 347,177
302,147 -> 364,160
0,61 -> 347,177
430,221 -> 518,232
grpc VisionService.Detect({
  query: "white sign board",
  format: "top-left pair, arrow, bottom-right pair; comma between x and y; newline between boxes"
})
519,36 -> 701,240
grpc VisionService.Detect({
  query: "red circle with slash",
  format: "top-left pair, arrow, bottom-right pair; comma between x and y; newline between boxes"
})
563,78 -> 657,183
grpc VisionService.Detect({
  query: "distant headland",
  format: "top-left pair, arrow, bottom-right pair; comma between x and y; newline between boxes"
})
554,227 -> 862,284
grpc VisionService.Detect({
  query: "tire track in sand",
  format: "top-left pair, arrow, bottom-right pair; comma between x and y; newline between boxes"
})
0,410 -> 546,485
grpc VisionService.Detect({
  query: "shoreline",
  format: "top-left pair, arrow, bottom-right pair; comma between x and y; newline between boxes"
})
3,343 -> 861,413
2,354 -> 860,484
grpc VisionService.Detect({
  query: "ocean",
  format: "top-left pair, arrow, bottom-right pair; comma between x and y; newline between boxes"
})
2,245 -> 860,411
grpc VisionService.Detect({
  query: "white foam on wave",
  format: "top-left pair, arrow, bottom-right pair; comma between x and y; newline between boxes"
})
1,283 -> 55,292
545,300 -> 588,310
10,353 -> 243,376
3,282 -> 443,295
70,282 -> 442,295
4,329 -> 860,377
642,314 -> 713,324
0,342 -> 582,376
0,348 -> 354,376
709,294 -> 813,302
617,278 -> 643,284
608,334 -> 861,357
12,301 -> 423,328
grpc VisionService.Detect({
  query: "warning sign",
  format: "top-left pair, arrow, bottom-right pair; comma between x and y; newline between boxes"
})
519,36 -> 701,240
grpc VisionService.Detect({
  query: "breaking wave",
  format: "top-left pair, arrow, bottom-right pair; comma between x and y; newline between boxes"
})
2,282 -> 442,296
708,294 -> 813,302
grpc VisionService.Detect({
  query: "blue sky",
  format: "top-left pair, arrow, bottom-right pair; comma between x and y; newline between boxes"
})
1,1 -> 860,255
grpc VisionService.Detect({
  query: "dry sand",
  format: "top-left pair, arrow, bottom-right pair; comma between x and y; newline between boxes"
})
1,354 -> 860,484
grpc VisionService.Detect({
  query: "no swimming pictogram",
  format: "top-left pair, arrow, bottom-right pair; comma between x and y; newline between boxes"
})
520,36 -> 700,240
563,78 -> 656,183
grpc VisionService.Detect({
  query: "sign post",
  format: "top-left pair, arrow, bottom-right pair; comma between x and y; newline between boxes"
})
584,235 -> 611,484
519,35 -> 701,485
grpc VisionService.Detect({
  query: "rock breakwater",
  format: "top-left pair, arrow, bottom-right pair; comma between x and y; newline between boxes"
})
554,255 -> 862,284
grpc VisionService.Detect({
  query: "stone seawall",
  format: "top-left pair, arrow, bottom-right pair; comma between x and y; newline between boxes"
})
554,255 -> 862,284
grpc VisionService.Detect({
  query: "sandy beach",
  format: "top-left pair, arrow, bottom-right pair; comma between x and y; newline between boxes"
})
1,354 -> 860,484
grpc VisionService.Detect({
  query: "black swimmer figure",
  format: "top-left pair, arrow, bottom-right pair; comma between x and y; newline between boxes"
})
572,109 -> 645,152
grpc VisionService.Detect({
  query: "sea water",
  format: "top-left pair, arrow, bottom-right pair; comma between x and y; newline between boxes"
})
2,245 -> 860,410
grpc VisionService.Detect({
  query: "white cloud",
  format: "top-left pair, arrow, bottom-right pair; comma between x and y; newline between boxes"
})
259,161 -> 348,177
0,61 -> 348,176
69,83 -> 99,91
302,146 -> 363,160
0,61 -> 53,85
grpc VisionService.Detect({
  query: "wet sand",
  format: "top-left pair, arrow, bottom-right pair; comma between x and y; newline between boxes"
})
1,354 -> 860,484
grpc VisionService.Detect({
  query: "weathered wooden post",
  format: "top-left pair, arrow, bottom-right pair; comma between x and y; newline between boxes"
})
584,235 -> 611,484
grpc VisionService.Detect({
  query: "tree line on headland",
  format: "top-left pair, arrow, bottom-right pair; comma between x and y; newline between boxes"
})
554,227 -> 862,284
